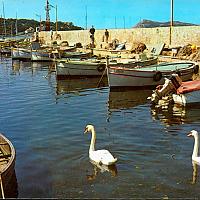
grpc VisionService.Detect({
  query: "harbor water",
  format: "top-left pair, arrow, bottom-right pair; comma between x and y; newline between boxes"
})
0,57 -> 200,198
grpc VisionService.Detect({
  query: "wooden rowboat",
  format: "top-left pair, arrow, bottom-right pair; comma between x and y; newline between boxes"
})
0,133 -> 16,198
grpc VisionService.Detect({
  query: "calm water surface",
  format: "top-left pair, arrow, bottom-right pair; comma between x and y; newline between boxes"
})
0,57 -> 200,198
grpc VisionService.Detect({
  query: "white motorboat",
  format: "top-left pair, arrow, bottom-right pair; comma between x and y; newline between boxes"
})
150,73 -> 200,106
172,79 -> 200,105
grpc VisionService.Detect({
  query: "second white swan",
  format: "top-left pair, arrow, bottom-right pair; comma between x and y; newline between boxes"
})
84,124 -> 117,166
187,130 -> 200,164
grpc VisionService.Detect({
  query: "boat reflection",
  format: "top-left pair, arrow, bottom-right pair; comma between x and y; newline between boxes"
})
56,77 -> 108,95
151,104 -> 200,126
86,160 -> 117,181
3,170 -> 18,198
11,60 -> 54,75
108,89 -> 152,111
12,60 -> 21,74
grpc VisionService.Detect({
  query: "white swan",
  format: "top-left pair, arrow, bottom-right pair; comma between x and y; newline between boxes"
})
84,124 -> 117,166
188,130 -> 200,164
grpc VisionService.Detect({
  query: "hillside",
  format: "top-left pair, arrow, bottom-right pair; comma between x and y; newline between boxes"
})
134,19 -> 198,28
0,18 -> 83,36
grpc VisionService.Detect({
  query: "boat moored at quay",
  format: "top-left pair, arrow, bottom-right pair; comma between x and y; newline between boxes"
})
107,61 -> 199,89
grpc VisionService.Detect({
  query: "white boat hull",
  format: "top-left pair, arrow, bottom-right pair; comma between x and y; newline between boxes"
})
107,62 -> 196,88
11,48 -> 31,60
56,60 -> 106,79
31,51 -> 54,61
173,90 -> 200,105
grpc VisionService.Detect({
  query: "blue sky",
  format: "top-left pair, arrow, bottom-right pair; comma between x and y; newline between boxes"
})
1,0 -> 200,29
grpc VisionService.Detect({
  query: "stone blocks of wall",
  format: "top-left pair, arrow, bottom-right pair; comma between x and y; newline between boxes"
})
38,26 -> 200,47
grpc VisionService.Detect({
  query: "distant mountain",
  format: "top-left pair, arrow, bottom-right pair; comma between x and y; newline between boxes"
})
134,19 -> 198,28
0,18 -> 83,36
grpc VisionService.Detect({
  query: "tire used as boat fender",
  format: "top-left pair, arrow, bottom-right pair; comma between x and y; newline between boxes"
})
193,65 -> 199,74
153,71 -> 162,82
97,64 -> 106,72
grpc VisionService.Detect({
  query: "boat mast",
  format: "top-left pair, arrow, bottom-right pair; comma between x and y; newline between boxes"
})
2,1 -> 6,37
56,5 -> 58,33
85,5 -> 87,30
15,12 -> 18,36
45,0 -> 50,31
170,0 -> 174,45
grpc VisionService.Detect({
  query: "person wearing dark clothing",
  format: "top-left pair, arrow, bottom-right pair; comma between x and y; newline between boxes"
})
89,26 -> 95,35
105,29 -> 109,43
89,26 -> 95,48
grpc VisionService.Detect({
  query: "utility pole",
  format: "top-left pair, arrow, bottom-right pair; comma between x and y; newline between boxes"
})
45,0 -> 50,31
170,0 -> 174,45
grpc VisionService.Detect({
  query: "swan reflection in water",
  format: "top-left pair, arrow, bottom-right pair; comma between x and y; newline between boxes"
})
86,160 -> 118,181
191,161 -> 198,184
151,104 -> 200,126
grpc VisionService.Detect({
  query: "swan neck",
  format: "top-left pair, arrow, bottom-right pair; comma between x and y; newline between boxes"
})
193,134 -> 199,158
89,128 -> 96,152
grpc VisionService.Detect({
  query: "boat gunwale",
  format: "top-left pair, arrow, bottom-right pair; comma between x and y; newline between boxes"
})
0,133 -> 16,175
108,62 -> 195,73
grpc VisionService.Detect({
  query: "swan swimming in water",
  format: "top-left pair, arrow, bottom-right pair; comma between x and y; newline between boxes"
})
84,124 -> 117,166
187,130 -> 200,164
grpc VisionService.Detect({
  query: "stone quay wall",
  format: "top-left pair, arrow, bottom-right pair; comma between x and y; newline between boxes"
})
38,26 -> 200,47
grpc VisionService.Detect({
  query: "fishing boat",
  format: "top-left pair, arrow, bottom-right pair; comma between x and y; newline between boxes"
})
11,47 -> 31,60
31,49 -> 56,61
56,56 -> 158,80
0,133 -> 16,198
109,55 -> 158,68
61,51 -> 92,59
107,61 -> 199,88
56,58 -> 107,79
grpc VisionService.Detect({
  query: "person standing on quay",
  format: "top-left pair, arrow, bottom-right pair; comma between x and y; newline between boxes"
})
105,29 -> 109,43
89,25 -> 95,48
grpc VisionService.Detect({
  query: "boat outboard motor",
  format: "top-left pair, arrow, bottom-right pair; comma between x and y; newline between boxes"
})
150,76 -> 178,105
